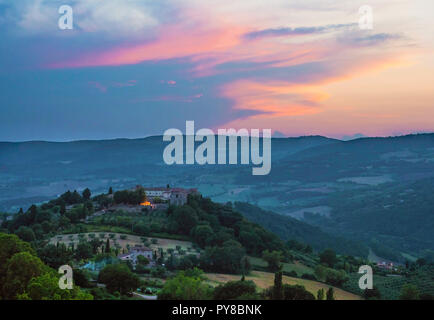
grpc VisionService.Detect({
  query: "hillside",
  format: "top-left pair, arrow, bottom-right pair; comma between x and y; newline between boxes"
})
205,271 -> 361,300
1,133 -> 434,262
0,135 -> 335,212
2,187 -> 434,300
233,202 -> 368,257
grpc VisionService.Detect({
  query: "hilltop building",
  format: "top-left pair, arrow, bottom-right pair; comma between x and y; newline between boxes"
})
136,186 -> 198,206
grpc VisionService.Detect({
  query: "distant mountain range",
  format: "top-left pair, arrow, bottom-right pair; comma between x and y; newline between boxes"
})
1,133 -> 433,261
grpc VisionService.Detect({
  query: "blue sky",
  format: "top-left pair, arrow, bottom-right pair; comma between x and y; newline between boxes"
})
0,0 -> 433,141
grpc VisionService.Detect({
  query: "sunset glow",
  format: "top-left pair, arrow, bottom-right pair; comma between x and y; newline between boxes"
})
0,0 -> 433,141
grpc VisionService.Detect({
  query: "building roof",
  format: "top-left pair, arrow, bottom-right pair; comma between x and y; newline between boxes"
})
137,186 -> 198,194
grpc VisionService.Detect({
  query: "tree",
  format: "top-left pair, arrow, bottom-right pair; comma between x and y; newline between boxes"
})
314,265 -> 327,281
108,187 -> 113,195
2,252 -> 46,299
178,255 -> 199,270
75,242 -> 93,260
98,264 -> 140,295
73,269 -> 92,289
399,284 -> 419,300
89,238 -> 103,254
0,233 -> 34,266
262,250 -> 283,272
158,271 -> 213,300
29,204 -> 37,216
82,188 -> 91,200
84,201 -> 94,214
22,271 -> 93,300
15,226 -> 36,242
325,268 -> 348,287
137,255 -> 150,266
241,256 -> 251,276
37,244 -> 73,269
113,188 -> 145,205
326,287 -> 335,300
363,286 -> 381,300
105,238 -> 111,253
304,245 -> 313,254
169,206 -> 198,235
58,216 -> 70,229
213,280 -> 257,300
320,249 -> 337,267
191,225 -> 214,247
60,203 -> 66,215
282,284 -> 315,300
200,241 -> 247,274
0,232 -> 92,300
317,288 -> 325,300
272,270 -> 283,300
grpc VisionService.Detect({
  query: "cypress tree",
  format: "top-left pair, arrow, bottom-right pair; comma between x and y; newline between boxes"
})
105,238 -> 111,253
326,287 -> 335,300
273,270 -> 283,300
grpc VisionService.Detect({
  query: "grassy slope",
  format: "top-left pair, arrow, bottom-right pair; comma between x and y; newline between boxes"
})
248,256 -> 315,276
205,271 -> 361,300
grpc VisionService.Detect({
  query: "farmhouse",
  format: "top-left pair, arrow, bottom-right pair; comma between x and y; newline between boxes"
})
377,261 -> 396,271
118,245 -> 154,267
136,186 -> 198,206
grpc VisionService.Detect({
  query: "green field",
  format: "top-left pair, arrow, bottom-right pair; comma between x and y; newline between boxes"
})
249,256 -> 315,276
343,266 -> 434,300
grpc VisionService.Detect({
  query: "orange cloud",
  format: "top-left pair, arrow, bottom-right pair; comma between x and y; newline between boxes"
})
220,80 -> 326,118
218,48 -> 417,133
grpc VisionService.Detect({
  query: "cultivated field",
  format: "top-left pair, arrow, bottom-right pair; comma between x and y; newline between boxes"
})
49,232 -> 199,255
205,271 -> 361,300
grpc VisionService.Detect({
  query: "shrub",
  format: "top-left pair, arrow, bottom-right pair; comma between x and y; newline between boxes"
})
214,280 -> 257,300
301,273 -> 317,281
282,284 -> 315,300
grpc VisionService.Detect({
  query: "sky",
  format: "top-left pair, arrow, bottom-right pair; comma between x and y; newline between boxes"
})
0,0 -> 433,141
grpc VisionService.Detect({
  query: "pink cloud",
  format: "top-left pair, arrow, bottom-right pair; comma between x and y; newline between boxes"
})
160,80 -> 176,86
49,24 -> 247,69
